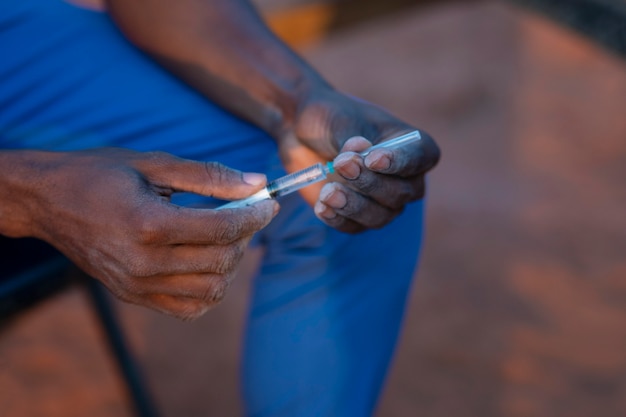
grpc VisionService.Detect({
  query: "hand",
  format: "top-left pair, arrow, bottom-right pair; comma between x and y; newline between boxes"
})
24,149 -> 278,320
279,89 -> 440,233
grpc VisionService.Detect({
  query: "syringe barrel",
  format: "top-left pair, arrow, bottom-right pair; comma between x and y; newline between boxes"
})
267,162 -> 331,198
215,188 -> 271,210
361,130 -> 422,156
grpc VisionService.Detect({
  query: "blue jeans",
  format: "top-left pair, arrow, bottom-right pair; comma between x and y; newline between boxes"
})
0,1 -> 424,415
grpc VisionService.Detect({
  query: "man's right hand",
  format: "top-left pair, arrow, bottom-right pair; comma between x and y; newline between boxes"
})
0,148 -> 278,320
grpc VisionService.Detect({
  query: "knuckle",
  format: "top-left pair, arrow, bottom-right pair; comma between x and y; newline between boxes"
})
214,215 -> 244,243
203,161 -> 231,183
133,215 -> 165,245
124,256 -> 154,278
352,176 -> 378,195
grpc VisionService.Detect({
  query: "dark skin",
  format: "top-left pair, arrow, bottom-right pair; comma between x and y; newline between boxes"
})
0,0 -> 439,319
0,149 -> 277,320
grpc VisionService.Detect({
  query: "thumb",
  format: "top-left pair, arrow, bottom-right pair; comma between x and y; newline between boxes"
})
202,162 -> 268,200
141,154 -> 267,200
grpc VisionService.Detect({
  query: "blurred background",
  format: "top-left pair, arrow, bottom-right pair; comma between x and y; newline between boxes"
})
1,0 -> 625,416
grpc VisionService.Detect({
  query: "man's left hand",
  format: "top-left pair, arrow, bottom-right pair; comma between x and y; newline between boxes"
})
278,89 -> 440,233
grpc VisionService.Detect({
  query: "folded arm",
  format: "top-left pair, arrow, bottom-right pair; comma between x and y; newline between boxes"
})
106,0 -> 327,140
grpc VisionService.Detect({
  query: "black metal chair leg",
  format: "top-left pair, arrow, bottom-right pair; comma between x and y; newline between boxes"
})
85,278 -> 161,417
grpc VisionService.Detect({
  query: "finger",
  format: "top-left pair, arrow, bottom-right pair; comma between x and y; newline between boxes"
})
135,199 -> 278,246
317,182 -> 401,229
134,237 -> 251,277
333,153 -> 425,209
137,152 -> 268,200
328,136 -> 373,180
363,131 -> 440,177
135,273 -> 232,302
314,200 -> 367,234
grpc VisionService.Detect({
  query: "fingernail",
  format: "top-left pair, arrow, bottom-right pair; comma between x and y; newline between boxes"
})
319,184 -> 333,201
365,153 -> 391,171
320,185 -> 347,209
242,172 -> 266,186
315,201 -> 337,220
334,154 -> 360,180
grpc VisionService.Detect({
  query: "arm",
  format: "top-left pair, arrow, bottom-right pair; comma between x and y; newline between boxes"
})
106,0 -> 440,232
105,0 -> 326,140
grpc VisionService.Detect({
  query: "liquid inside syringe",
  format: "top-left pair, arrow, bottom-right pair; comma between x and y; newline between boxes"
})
266,162 -> 335,198
216,130 -> 421,210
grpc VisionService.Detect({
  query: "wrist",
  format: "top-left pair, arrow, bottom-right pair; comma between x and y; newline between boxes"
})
268,71 -> 334,142
0,150 -> 59,238
277,86 -> 355,159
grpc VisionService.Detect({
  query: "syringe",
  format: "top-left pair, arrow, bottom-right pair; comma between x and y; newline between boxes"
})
216,130 -> 422,210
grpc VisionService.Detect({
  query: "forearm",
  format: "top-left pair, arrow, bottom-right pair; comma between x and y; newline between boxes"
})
105,0 -> 331,139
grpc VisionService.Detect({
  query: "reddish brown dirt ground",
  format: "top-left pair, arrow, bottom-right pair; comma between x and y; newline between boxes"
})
1,1 -> 625,416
